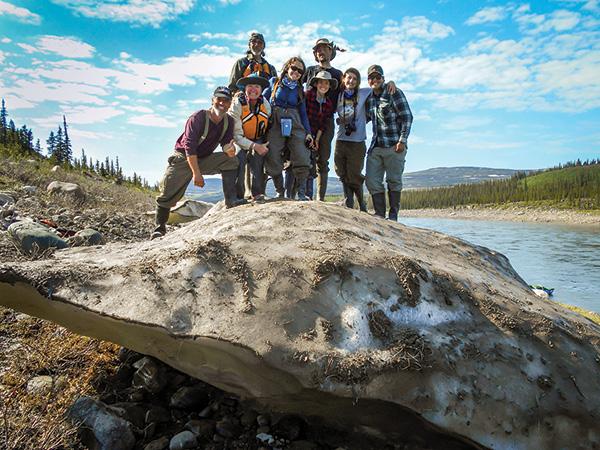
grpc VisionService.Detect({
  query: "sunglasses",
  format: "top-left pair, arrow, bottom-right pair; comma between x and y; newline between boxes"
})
368,74 -> 382,81
289,65 -> 304,75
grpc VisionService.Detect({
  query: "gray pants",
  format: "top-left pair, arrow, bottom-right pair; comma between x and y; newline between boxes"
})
365,146 -> 406,194
266,107 -> 311,180
156,151 -> 238,208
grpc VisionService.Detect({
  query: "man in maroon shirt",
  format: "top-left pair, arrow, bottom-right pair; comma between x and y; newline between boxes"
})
151,86 -> 245,239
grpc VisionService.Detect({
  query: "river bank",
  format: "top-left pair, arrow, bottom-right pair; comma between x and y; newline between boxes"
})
399,205 -> 600,226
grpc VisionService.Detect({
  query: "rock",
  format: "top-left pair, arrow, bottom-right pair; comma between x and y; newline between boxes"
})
144,436 -> 170,450
273,415 -> 304,441
287,440 -> 318,450
51,165 -> 61,172
168,199 -> 214,224
108,402 -> 147,429
67,228 -> 105,247
0,192 -> 16,207
22,185 -> 37,194
240,409 -> 258,428
2,202 -> 600,450
47,181 -> 85,202
256,414 -> 270,427
215,417 -> 240,438
26,375 -> 53,395
132,357 -> 168,394
185,419 -> 214,438
146,406 -> 171,424
68,396 -> 135,450
8,220 -> 67,254
170,385 -> 209,410
169,430 -> 197,450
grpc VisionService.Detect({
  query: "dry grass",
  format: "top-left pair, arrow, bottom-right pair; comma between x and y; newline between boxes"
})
0,307 -> 121,450
558,303 -> 600,325
0,156 -> 155,215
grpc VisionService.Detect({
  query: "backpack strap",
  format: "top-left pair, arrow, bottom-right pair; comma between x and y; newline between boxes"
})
197,110 -> 210,146
197,111 -> 229,147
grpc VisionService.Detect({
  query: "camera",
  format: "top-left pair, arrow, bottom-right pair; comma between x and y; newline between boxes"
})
344,122 -> 357,136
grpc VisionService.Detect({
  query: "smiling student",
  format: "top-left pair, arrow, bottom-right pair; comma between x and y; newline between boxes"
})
263,57 -> 314,201
365,65 -> 413,221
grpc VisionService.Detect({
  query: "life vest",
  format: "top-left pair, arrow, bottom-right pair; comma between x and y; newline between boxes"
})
239,95 -> 270,140
242,58 -> 273,79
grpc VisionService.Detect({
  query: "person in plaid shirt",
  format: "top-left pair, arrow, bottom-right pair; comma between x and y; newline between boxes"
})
365,64 -> 413,221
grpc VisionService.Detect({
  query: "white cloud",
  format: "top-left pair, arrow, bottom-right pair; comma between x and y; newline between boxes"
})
0,50 -> 4,64
515,8 -> 581,34
36,35 -> 95,58
5,79 -> 108,108
33,105 -> 124,126
466,6 -> 508,25
1,37 -> 12,43
188,31 -> 248,41
17,43 -> 37,53
128,114 -> 177,127
120,51 -> 131,59
218,0 -> 240,4
122,105 -> 154,113
0,1 -> 41,25
383,17 -> 454,42
51,0 -> 195,27
68,128 -> 113,140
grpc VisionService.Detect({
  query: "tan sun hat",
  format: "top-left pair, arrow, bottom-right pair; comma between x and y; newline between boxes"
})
309,70 -> 339,91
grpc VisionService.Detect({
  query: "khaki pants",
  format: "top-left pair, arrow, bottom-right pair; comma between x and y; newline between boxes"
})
266,107 -> 311,180
156,151 -> 238,208
334,140 -> 366,188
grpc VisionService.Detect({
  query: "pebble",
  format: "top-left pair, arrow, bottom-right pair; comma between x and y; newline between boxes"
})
169,431 -> 197,450
144,436 -> 169,450
26,375 -> 53,395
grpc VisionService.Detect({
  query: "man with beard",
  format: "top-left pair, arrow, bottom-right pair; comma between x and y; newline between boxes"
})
300,38 -> 344,201
228,33 -> 277,93
150,86 -> 245,240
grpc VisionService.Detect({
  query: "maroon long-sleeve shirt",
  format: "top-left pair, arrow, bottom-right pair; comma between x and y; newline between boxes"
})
175,110 -> 233,158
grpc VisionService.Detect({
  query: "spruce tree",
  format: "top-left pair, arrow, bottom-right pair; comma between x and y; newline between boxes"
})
0,99 -> 7,145
55,126 -> 65,164
35,138 -> 42,154
46,131 -> 56,157
80,148 -> 87,169
62,116 -> 72,164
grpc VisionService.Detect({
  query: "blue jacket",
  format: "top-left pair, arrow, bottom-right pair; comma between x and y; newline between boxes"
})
263,77 -> 311,133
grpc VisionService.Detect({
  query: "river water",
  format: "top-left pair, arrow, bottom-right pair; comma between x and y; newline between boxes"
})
400,217 -> 600,313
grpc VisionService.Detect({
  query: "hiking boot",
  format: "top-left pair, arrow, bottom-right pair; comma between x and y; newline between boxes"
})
296,177 -> 310,201
353,185 -> 368,212
150,206 -> 170,239
388,190 -> 401,221
222,170 -> 248,208
273,174 -> 285,199
343,183 -> 354,209
371,193 -> 386,218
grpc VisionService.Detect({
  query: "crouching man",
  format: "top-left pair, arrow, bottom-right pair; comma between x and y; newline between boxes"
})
151,86 -> 245,240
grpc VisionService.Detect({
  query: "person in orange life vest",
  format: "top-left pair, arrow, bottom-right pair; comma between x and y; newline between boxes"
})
151,87 -> 245,240
228,33 -> 277,94
263,56 -> 315,201
228,74 -> 272,201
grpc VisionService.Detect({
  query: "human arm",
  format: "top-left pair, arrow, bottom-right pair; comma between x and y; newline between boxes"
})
227,58 -> 244,92
219,118 -> 236,157
186,155 -> 205,188
391,89 -> 413,145
386,81 -> 397,94
298,98 -> 312,136
180,111 -> 205,157
228,99 -> 255,151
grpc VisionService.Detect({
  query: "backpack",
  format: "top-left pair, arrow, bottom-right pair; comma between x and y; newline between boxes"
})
197,110 -> 229,146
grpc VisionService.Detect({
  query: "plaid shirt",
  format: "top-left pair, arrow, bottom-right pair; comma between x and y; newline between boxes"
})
366,83 -> 413,149
304,89 -> 335,133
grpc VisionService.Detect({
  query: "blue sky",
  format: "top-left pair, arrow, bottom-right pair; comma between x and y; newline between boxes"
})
1,0 -> 599,183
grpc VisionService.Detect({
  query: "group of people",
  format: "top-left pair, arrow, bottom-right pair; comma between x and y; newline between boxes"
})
151,33 -> 413,239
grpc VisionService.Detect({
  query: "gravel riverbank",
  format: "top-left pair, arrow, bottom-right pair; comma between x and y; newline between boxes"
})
399,205 -> 600,226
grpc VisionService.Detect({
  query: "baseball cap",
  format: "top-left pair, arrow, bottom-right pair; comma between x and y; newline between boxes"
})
213,86 -> 233,99
367,65 -> 384,77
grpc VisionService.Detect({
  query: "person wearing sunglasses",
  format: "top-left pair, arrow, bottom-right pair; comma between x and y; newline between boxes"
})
365,65 -> 413,221
263,57 -> 315,200
301,38 -> 344,201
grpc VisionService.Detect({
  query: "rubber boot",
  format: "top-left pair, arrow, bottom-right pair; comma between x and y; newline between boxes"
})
296,177 -> 309,201
273,174 -> 285,199
371,192 -> 386,218
354,185 -> 368,212
342,183 -> 354,209
222,170 -> 248,208
317,173 -> 328,201
150,206 -> 170,239
388,190 -> 401,221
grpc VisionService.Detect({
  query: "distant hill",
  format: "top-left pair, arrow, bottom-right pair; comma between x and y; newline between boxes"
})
186,166 -> 521,202
402,161 -> 600,210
